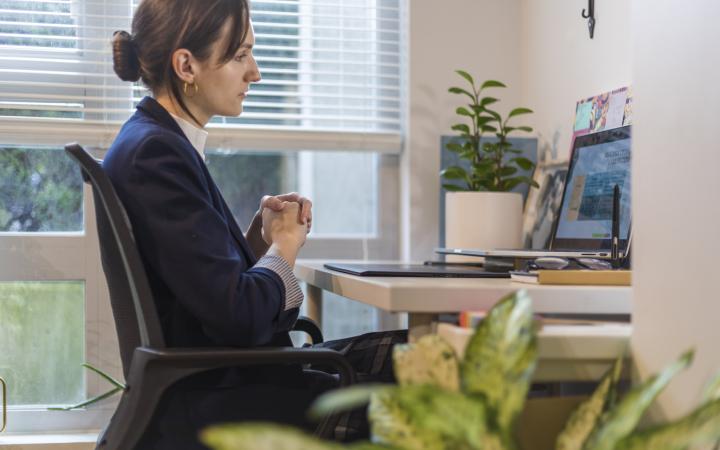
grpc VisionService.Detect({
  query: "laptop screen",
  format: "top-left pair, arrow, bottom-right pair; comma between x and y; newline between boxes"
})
551,125 -> 631,251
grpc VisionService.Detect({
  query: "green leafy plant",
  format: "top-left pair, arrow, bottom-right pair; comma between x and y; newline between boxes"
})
442,70 -> 539,192
48,363 -> 125,411
201,291 -> 720,450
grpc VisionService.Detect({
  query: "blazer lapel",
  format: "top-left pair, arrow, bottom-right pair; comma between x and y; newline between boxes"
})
136,96 -> 259,265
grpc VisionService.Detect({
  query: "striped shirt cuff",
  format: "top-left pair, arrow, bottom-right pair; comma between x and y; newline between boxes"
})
254,255 -> 304,311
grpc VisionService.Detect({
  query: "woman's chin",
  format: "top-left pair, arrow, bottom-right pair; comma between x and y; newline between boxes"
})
218,104 -> 243,118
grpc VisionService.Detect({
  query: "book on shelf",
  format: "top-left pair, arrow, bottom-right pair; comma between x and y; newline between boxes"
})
509,269 -> 631,286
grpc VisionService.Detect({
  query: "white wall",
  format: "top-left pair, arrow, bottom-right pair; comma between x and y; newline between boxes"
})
631,0 -> 720,418
404,0 -> 523,261
404,0 -> 632,260
521,0 -> 632,161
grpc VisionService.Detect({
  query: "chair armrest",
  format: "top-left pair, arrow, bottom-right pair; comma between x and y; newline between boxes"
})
131,346 -> 356,386
293,316 -> 324,344
103,347 -> 354,450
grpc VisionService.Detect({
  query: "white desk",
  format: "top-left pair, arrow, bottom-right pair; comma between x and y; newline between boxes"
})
295,260 -> 632,338
295,260 -> 632,381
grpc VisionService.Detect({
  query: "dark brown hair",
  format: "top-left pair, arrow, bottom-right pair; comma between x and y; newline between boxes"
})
112,0 -> 250,125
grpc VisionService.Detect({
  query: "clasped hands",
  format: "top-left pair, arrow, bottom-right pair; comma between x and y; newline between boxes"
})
258,193 -> 312,249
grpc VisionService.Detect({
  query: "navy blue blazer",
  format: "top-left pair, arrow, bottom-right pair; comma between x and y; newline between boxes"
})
104,97 -> 298,349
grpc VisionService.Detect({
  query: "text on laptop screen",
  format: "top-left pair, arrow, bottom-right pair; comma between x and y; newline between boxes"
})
554,135 -> 631,242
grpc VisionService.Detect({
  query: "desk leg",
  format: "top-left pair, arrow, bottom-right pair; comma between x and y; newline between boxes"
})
305,284 -> 323,327
408,313 -> 437,342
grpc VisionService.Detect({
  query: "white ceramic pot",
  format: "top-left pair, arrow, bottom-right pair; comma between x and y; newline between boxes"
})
445,191 -> 523,262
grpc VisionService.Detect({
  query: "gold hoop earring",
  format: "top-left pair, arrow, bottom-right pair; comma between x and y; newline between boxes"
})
183,81 -> 199,97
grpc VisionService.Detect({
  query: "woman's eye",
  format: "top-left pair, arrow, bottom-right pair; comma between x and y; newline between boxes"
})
235,54 -> 247,62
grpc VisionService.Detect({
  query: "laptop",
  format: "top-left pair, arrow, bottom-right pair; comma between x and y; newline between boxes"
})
436,125 -> 632,260
323,262 -> 509,278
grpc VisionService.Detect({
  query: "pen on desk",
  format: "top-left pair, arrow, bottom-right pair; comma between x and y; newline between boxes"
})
611,184 -> 620,268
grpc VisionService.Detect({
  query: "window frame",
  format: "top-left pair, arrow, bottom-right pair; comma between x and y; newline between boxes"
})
0,182 -> 119,432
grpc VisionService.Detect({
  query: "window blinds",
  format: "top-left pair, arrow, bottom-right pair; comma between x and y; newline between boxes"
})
0,0 -> 403,151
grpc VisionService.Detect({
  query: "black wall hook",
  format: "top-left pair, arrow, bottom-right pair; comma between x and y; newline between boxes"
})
581,0 -> 596,39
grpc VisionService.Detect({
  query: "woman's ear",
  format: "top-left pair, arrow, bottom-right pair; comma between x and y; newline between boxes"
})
171,48 -> 195,84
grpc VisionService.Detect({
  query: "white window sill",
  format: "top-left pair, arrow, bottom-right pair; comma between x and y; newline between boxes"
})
0,432 -> 98,449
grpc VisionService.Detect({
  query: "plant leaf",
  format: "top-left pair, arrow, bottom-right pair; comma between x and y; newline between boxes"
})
348,443 -> 403,450
82,363 -> 127,390
584,350 -> 695,450
393,335 -> 460,392
508,107 -> 533,118
511,157 -> 534,171
440,166 -> 468,180
460,290 -> 538,436
456,107 -> 473,117
501,176 -> 536,191
482,142 -> 497,153
614,398 -> 720,450
448,86 -> 475,101
473,162 -> 495,177
476,116 -> 495,127
445,142 -> 464,153
556,357 -> 624,450
201,423 -> 345,450
498,166 -> 518,177
370,385 -> 494,450
48,387 -> 123,411
481,125 -> 498,133
308,384 -> 391,420
480,97 -> 499,106
455,70 -> 475,88
514,126 -> 533,133
480,80 -> 506,89
369,388 -> 446,449
442,183 -> 465,192
450,124 -> 470,134
702,370 -> 720,404
485,109 -> 502,122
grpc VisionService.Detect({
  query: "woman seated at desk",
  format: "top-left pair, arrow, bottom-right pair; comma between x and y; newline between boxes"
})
106,0 -> 406,447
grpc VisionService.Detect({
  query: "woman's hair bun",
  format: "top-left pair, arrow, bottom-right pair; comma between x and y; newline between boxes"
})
112,30 -> 141,82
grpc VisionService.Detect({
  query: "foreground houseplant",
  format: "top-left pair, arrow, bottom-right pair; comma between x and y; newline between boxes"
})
201,291 -> 720,450
442,71 -> 539,255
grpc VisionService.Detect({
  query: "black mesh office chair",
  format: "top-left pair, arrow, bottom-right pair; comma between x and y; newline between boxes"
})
64,143 -> 354,450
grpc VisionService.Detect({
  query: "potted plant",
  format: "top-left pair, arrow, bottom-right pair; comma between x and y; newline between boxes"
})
200,291 -> 720,450
442,71 -> 538,258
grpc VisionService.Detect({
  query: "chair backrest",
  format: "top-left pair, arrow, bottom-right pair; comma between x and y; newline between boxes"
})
65,143 -> 165,378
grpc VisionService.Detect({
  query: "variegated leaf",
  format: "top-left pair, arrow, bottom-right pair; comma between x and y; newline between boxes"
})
348,443 -> 403,450
583,350 -> 694,450
308,384 -> 391,420
702,369 -> 720,403
393,335 -> 460,391
556,357 -> 624,450
369,389 -> 446,450
200,423 -> 344,450
460,290 -> 537,435
369,385 -> 493,450
614,398 -> 720,450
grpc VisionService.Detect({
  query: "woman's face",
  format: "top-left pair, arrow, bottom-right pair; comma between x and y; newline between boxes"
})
192,21 -> 261,122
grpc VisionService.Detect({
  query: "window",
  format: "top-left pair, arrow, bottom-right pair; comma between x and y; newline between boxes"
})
0,0 -> 405,432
